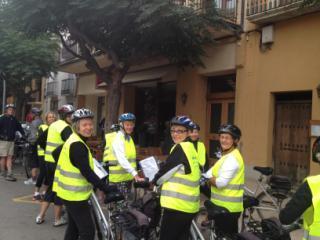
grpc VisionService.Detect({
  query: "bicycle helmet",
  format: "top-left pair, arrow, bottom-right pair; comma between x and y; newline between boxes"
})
71,108 -> 94,122
58,104 -> 75,114
5,104 -> 16,109
119,113 -> 136,122
170,116 -> 192,129
218,124 -> 242,140
110,124 -> 120,132
31,107 -> 42,116
189,122 -> 200,131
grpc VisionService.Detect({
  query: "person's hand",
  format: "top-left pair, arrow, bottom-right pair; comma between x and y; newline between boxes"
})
134,175 -> 144,182
149,182 -> 155,191
208,176 -> 216,187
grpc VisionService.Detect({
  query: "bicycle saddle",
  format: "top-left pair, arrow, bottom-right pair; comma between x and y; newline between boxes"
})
104,192 -> 125,204
204,200 -> 230,220
243,195 -> 259,209
253,166 -> 273,176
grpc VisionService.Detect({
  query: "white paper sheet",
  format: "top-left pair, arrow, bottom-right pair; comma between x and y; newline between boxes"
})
139,156 -> 159,181
93,158 -> 108,179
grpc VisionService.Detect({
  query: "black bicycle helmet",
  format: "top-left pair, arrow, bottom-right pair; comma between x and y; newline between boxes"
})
218,124 -> 242,140
31,107 -> 42,116
5,104 -> 16,109
71,108 -> 94,122
110,124 -> 120,132
170,116 -> 192,129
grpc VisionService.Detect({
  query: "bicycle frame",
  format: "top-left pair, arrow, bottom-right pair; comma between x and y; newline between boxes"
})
90,193 -> 115,240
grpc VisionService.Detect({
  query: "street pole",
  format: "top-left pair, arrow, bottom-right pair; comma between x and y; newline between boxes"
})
2,78 -> 5,114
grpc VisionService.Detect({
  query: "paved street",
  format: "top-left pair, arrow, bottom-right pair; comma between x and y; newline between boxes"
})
0,166 -> 65,240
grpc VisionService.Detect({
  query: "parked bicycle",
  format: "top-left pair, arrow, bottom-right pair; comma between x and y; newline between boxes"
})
244,166 -> 292,220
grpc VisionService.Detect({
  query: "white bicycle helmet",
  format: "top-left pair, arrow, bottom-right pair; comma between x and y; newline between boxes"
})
72,108 -> 94,122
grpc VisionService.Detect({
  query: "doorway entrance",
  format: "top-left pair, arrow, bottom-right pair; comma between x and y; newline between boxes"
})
273,92 -> 312,183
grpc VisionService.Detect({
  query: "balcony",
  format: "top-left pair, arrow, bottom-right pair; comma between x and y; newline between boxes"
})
171,0 -> 238,22
46,81 -> 58,97
61,78 -> 75,95
247,0 -> 320,24
60,43 -> 79,63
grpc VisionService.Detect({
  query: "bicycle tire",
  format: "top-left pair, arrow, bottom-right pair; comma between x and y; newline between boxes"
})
23,151 -> 32,179
255,191 -> 284,220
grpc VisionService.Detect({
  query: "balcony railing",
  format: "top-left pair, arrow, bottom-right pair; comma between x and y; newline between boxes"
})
46,81 -> 58,97
247,0 -> 320,23
61,78 -> 75,95
171,0 -> 237,22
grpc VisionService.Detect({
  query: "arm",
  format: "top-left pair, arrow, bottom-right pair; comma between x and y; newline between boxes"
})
69,142 -> 111,192
209,155 -> 239,188
279,181 -> 312,225
37,129 -> 48,150
152,144 -> 191,186
61,126 -> 73,141
16,119 -> 25,136
112,134 -> 138,177
52,145 -> 63,163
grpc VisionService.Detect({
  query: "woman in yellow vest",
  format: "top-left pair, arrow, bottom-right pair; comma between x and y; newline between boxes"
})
152,116 -> 201,240
32,111 -> 57,201
102,124 -> 120,164
205,124 -> 244,235
53,108 -> 118,240
279,138 -> 320,240
109,113 -> 144,193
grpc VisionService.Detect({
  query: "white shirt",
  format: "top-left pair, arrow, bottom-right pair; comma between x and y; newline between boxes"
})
204,154 -> 239,189
112,130 -> 138,177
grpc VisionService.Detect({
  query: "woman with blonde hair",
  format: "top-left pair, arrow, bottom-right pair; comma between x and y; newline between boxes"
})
32,111 -> 57,201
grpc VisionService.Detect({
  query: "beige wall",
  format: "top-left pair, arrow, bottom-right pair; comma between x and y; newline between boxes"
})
237,12 -> 320,174
77,73 -> 106,96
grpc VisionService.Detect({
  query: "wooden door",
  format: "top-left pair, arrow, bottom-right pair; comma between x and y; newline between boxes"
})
206,99 -> 235,163
274,101 -> 311,183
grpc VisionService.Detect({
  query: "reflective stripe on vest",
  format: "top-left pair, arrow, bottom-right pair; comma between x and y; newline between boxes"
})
109,133 -> 137,183
303,175 -> 320,240
53,133 -> 93,201
161,142 -> 201,213
37,124 -> 48,156
103,132 -> 117,162
197,141 -> 206,167
210,148 -> 245,213
45,120 -> 69,163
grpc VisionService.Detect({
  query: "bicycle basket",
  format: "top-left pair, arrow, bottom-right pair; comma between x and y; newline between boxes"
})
269,175 -> 291,193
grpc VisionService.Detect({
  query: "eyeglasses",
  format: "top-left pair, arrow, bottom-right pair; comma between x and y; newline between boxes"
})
170,129 -> 187,134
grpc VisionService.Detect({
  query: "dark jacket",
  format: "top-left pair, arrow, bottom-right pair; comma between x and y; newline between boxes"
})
0,114 -> 24,141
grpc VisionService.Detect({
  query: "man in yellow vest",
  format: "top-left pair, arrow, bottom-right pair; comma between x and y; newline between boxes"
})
152,116 -> 202,240
189,122 -> 207,171
109,113 -> 143,194
53,108 -> 118,240
35,104 -> 74,226
279,137 -> 320,240
205,124 -> 244,235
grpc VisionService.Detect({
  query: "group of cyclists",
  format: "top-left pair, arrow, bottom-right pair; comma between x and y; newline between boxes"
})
1,101 -> 319,240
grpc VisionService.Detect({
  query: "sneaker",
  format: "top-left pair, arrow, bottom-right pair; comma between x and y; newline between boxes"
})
35,215 -> 44,224
53,217 -> 67,227
5,173 -> 17,182
32,194 -> 43,201
0,172 -> 6,179
24,178 -> 36,185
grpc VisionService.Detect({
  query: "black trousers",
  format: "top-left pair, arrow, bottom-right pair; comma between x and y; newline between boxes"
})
159,208 -> 196,240
35,156 -> 48,188
43,162 -> 63,205
214,211 -> 241,234
63,200 -> 95,240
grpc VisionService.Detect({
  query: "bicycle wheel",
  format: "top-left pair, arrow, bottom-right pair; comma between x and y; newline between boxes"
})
192,207 -> 211,240
255,192 -> 284,220
23,150 -> 32,179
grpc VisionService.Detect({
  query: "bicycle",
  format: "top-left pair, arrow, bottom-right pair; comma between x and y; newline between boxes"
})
244,166 -> 292,220
14,138 -> 32,178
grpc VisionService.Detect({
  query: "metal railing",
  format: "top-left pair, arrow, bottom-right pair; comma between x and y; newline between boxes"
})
246,0 -> 302,16
171,0 -> 237,22
46,81 -> 57,97
61,78 -> 75,95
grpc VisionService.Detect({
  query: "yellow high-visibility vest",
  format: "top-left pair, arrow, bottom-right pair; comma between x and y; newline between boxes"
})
53,133 -> 93,201
37,124 -> 48,157
302,175 -> 320,240
197,141 -> 206,167
44,120 -> 69,163
108,133 -> 137,183
210,148 -> 245,213
160,142 -> 201,213
103,132 -> 117,163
